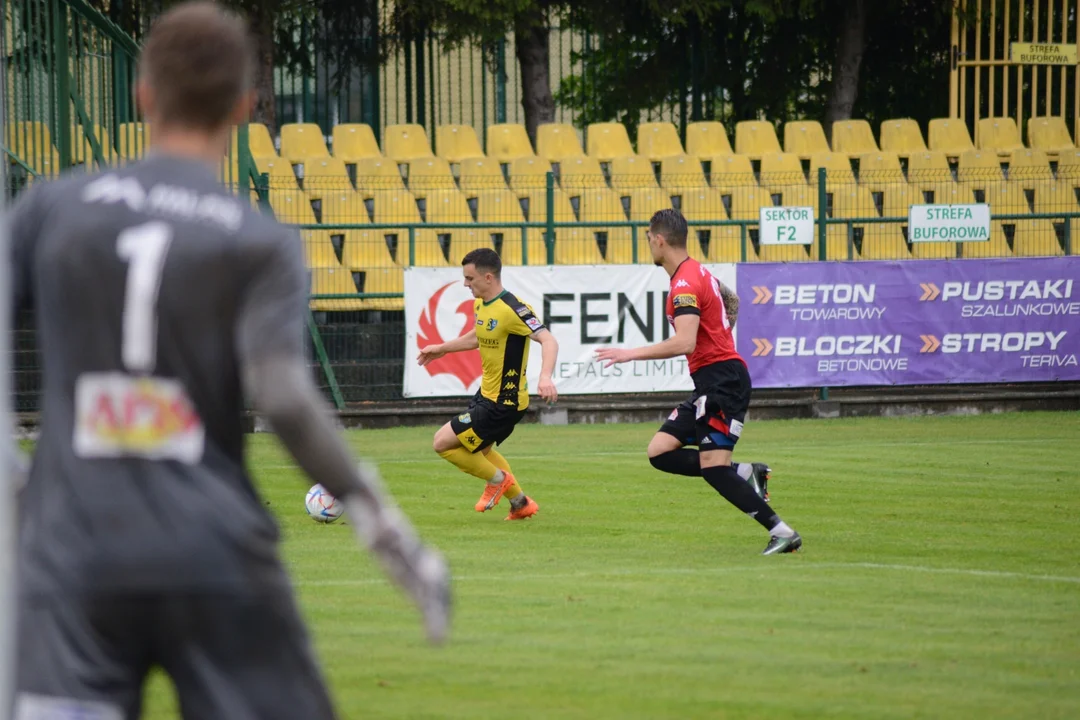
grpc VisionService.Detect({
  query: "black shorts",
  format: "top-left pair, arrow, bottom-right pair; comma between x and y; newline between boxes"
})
659,360 -> 751,450
450,393 -> 527,453
15,589 -> 336,720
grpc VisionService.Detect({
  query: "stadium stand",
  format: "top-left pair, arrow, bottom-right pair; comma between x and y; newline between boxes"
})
280,123 -> 329,162
858,151 -> 905,192
536,123 -> 584,161
685,122 -> 734,159
459,157 -> 507,194
831,120 -> 879,155
406,157 -> 457,198
879,118 -> 928,157
383,124 -> 434,161
354,157 -> 406,197
660,154 -> 707,193
1007,149 -> 1054,190
509,156 -> 554,195
331,124 -> 381,161
976,117 -> 1025,154
1027,116 -> 1075,153
610,155 -> 659,191
928,118 -> 975,155
734,120 -> 782,157
560,156 -> 608,189
435,125 -> 485,163
708,154 -> 756,194
759,152 -> 807,192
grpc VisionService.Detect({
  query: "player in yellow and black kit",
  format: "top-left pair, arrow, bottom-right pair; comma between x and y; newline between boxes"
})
418,248 -> 559,520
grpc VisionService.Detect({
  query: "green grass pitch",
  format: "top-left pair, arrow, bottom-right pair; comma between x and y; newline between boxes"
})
140,412 -> 1080,719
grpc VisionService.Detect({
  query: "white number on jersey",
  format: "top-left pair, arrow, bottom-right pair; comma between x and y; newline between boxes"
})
116,221 -> 173,372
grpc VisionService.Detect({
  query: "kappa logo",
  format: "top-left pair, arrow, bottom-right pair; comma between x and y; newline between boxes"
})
674,279 -> 690,289
465,435 -> 478,446
417,283 -> 483,389
504,381 -> 516,390
506,369 -> 518,377
503,399 -> 515,405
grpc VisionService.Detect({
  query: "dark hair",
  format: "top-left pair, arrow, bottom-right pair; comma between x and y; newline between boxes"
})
139,2 -> 254,130
649,208 -> 688,249
462,247 -> 502,277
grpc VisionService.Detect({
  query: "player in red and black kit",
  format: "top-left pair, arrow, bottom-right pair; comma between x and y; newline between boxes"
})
596,209 -> 801,555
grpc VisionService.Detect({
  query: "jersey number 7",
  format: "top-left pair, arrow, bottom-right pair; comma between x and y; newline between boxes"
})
116,221 -> 174,373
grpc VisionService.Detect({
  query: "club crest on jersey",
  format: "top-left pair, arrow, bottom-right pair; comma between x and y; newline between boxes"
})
487,318 -> 499,331
672,293 -> 699,309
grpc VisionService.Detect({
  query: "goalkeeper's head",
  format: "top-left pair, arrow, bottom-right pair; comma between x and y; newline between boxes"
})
136,1 -> 254,158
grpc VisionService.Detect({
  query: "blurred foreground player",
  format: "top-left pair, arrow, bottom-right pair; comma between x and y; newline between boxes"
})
596,210 -> 801,555
418,249 -> 559,520
6,3 -> 449,718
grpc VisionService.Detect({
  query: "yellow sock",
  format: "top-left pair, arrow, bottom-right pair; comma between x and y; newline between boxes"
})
485,449 -> 524,500
438,448 -> 499,482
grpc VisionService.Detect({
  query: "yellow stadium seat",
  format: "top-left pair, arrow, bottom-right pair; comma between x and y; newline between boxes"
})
254,157 -> 300,190
637,122 -> 684,161
832,186 -> 879,260
407,157 -> 456,198
524,188 -> 601,264
957,150 -> 1004,192
1057,149 -> 1080,187
976,117 -> 1024,154
810,152 -> 855,187
303,157 -> 352,197
436,124 -> 484,163
422,189 -> 481,265
831,120 -> 878,155
708,154 -> 756,194
626,187 -> 672,222
760,153 -> 808,192
1027,116 -> 1075,153
486,124 -> 534,163
342,229 -> 395,268
354,266 -> 405,310
966,182 -> 1022,258
1033,184 -> 1079,255
536,123 -> 583,161
559,156 -> 607,191
928,118 -> 975,155
355,157 -> 406,197
301,230 -> 343,267
367,190 -> 432,265
6,121 -> 61,175
459,157 -> 507,194
784,121 -> 830,157
71,123 -> 115,166
859,152 -> 905,192
280,123 -> 329,162
681,188 -> 739,262
384,124 -> 433,161
875,184 -> 916,258
332,124 -> 381,161
320,190 -> 370,225
610,155 -> 659,191
475,190 -> 545,265
244,123 -> 277,158
686,122 -> 733,159
1007,149 -> 1053,189
508,156 -> 553,196
578,187 -> 633,263
774,184 -> 820,211
117,122 -> 150,159
880,118 -> 927,156
268,188 -> 316,224
659,155 -> 706,191
907,151 -> 954,192
735,120 -> 782,157
729,186 -> 774,221
309,265 -> 365,312
586,122 -> 634,161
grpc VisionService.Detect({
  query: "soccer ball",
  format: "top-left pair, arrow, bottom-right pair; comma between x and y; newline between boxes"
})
305,484 -> 344,524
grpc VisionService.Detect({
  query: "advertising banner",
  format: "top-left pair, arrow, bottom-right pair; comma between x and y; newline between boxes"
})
737,257 -> 1080,387
403,263 -> 737,397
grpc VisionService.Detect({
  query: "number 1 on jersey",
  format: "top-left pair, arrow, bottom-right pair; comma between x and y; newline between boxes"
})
117,222 -> 173,372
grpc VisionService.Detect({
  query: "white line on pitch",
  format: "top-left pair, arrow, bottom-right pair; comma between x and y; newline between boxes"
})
292,561 -> 1080,588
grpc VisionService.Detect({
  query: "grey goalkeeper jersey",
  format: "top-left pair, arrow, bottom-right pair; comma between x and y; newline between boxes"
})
8,155 -> 308,594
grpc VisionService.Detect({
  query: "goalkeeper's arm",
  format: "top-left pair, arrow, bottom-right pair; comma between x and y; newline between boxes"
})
244,357 -> 450,644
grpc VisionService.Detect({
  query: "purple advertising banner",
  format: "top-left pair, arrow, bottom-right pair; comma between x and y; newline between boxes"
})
736,257 -> 1080,388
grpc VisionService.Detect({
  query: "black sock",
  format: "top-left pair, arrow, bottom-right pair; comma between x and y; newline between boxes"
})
649,449 -> 701,477
701,464 -> 779,531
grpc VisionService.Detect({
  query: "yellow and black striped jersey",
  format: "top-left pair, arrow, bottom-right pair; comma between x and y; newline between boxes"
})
473,290 -> 545,410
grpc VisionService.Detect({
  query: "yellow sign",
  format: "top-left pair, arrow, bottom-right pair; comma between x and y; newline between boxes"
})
1010,43 -> 1078,65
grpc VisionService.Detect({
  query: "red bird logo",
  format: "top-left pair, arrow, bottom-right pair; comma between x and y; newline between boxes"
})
417,283 -> 483,389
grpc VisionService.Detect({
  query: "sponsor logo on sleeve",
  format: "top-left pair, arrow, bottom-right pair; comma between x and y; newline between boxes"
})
672,293 -> 699,309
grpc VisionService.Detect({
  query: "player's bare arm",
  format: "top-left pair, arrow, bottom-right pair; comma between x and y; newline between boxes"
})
531,328 -> 559,403
417,328 -> 479,366
595,314 -> 699,367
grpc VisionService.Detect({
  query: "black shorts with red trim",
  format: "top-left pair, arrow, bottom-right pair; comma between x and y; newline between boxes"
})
659,359 -> 751,450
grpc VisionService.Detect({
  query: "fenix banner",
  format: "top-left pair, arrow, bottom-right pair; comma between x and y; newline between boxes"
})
403,264 -> 738,397
738,257 -> 1080,387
